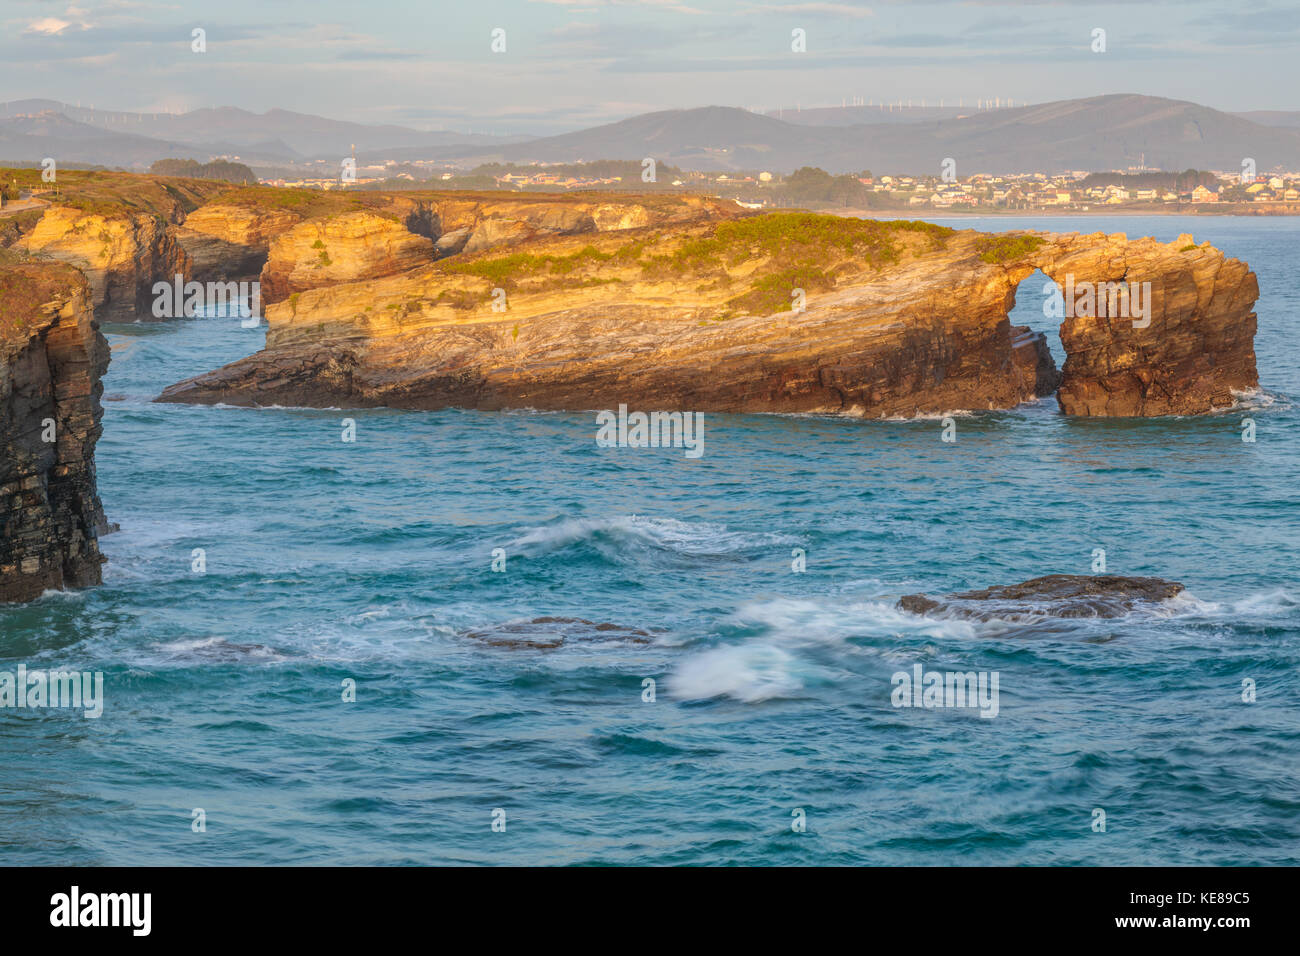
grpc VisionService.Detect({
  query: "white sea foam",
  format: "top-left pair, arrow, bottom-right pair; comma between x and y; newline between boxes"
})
35,588 -> 85,603
879,409 -> 977,422
669,644 -> 804,702
668,596 -> 976,703
149,636 -> 285,663
731,596 -> 978,643
510,515 -> 796,556
1231,588 -> 1300,615
1223,387 -> 1291,413
1147,590 -> 1223,617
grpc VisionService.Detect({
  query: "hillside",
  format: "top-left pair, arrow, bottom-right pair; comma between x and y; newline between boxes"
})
4,94 -> 1299,176
475,94 -> 1300,174
0,100 -> 531,166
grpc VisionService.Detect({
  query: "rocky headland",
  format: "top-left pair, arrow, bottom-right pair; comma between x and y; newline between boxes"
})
157,213 -> 1258,418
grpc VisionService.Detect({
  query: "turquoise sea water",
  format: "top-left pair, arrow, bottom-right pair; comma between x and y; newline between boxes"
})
2,215 -> 1297,865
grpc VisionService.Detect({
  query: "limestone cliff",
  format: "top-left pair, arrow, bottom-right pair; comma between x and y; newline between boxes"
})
158,216 -> 1057,414
259,211 -> 438,304
156,215 -> 1258,418
21,205 -> 192,323
255,192 -> 743,304
0,258 -> 109,603
173,203 -> 301,283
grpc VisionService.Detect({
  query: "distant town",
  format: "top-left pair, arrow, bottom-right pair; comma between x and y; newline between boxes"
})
5,153 -> 1300,216
250,157 -> 1300,214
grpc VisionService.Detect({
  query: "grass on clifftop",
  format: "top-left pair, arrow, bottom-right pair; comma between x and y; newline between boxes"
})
0,273 -> 39,338
1,167 -> 228,220
0,251 -> 64,344
441,244 -> 622,287
218,185 -> 390,219
438,212 -> 957,313
974,233 -> 1045,263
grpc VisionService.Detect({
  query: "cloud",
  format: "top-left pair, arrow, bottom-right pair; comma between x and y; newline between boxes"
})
20,1 -> 98,35
742,3 -> 874,16
529,0 -> 707,14
25,17 -> 76,35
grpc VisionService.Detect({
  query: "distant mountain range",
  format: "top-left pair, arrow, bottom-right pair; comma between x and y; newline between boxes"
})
3,94 -> 1298,175
0,99 -> 530,166
767,103 -> 1300,130
469,95 -> 1300,175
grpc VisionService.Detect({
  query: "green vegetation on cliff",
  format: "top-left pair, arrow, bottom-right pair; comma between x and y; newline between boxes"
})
975,233 -> 1045,263
0,167 -> 229,220
436,212 -> 956,314
0,253 -> 83,343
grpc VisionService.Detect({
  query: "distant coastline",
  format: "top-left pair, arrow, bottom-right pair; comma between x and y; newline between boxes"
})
834,203 -> 1300,218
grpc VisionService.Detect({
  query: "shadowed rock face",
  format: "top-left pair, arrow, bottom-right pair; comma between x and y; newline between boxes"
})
1,261 -> 109,603
898,574 -> 1186,621
462,616 -> 653,649
173,203 -> 300,283
155,215 -> 1257,418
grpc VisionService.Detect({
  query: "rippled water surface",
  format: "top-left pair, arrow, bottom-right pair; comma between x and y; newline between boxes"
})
2,215 -> 1298,865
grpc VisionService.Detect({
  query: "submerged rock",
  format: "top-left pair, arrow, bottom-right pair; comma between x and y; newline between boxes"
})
898,574 -> 1185,621
462,616 -> 653,649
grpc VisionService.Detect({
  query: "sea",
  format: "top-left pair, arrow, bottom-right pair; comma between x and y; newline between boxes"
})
2,215 -> 1297,865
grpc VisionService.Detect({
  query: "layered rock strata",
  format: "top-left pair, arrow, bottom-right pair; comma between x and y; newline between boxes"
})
21,206 -> 191,323
259,211 -> 437,304
0,260 -> 109,602
173,203 -> 301,283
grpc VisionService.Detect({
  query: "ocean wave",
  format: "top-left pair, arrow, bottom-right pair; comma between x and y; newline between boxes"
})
34,588 -> 87,604
146,636 -> 287,664
669,597 -> 976,703
509,514 -> 797,557
730,596 -> 978,643
878,409 -> 978,422
669,644 -> 806,702
1219,387 -> 1292,414
1230,588 -> 1300,615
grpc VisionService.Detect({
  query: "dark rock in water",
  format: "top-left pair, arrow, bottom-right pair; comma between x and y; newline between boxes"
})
463,616 -> 653,650
898,574 -> 1185,621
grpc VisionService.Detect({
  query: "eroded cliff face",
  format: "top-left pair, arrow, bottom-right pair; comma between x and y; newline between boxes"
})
22,205 -> 192,323
0,259 -> 109,603
173,203 -> 301,283
254,193 -> 744,304
260,211 -> 438,305
156,215 -> 1259,418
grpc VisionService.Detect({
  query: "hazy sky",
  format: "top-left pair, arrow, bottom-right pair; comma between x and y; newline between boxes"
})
4,0 -> 1298,134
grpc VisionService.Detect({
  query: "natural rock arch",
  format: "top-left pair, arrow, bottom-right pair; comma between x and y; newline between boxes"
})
1007,231 -> 1259,416
158,222 -> 1259,420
